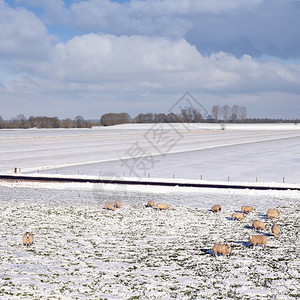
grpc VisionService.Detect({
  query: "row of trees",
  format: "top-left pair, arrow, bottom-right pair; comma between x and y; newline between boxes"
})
133,105 -> 247,124
211,105 -> 247,123
0,115 -> 99,129
0,106 -> 299,129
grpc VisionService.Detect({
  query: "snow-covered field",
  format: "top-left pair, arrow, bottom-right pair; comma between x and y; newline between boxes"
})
1,123 -> 300,183
0,183 -> 299,299
0,124 -> 299,299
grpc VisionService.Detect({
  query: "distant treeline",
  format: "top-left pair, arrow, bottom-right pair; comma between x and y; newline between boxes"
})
0,115 -> 100,129
0,105 -> 299,129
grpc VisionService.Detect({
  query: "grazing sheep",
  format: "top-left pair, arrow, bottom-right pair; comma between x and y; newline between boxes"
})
232,212 -> 245,221
105,203 -> 115,211
23,232 -> 34,247
146,200 -> 155,208
212,205 -> 221,213
213,244 -> 231,257
271,224 -> 280,237
249,235 -> 267,248
252,220 -> 266,231
242,206 -> 254,214
114,200 -> 122,208
267,209 -> 280,219
157,203 -> 169,210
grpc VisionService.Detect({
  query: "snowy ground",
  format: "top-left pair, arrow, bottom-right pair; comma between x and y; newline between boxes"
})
1,123 -> 300,183
0,124 -> 299,299
0,183 -> 299,299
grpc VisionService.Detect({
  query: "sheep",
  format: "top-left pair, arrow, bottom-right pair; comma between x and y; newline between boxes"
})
146,200 -> 155,208
23,232 -> 34,247
252,220 -> 266,231
249,235 -> 267,248
212,205 -> 221,213
157,203 -> 169,210
114,200 -> 122,208
213,244 -> 231,257
105,203 -> 115,211
242,206 -> 254,214
271,224 -> 280,237
267,209 -> 280,219
232,212 -> 245,221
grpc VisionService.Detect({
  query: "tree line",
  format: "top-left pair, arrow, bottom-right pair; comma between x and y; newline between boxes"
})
0,115 -> 100,129
0,106 -> 299,129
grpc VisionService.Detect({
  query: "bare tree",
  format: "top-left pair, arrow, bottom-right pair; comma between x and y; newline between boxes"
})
238,106 -> 247,121
17,114 -> 27,128
221,105 -> 230,122
74,115 -> 85,128
211,105 -> 221,123
231,105 -> 240,122
61,118 -> 74,128
180,107 -> 193,123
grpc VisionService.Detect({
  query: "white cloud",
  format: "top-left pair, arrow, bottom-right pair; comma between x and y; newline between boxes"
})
12,0 -> 300,59
0,0 -> 52,61
1,1 -> 300,119
4,32 -> 300,96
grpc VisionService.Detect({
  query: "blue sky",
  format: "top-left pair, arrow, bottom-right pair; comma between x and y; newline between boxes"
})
1,0 -> 300,119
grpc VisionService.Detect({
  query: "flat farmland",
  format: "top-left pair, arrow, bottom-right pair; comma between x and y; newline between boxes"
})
0,184 -> 299,299
0,124 -> 299,299
0,123 -> 300,183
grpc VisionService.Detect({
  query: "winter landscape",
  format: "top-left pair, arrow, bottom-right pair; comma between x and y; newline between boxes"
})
0,124 -> 299,299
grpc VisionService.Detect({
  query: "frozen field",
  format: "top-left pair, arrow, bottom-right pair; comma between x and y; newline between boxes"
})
0,182 -> 299,299
0,123 -> 300,183
0,124 -> 299,299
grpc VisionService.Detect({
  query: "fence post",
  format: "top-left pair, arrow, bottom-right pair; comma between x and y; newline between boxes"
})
228,176 -> 230,182
256,177 -> 258,182
283,177 -> 285,183
14,168 -> 17,174
173,174 -> 175,179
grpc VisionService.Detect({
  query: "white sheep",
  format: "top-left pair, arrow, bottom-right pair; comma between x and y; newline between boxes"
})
252,220 -> 266,231
267,209 -> 280,219
157,203 -> 169,210
249,235 -> 267,248
212,205 -> 221,213
232,212 -> 245,221
23,232 -> 34,247
213,244 -> 231,257
242,206 -> 254,214
271,224 -> 280,237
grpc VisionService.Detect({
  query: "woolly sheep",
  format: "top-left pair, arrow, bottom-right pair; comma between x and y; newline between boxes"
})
252,220 -> 266,231
105,203 -> 115,211
212,205 -> 221,213
242,206 -> 254,214
157,203 -> 169,210
267,209 -> 280,219
232,212 -> 245,221
23,232 -> 34,247
249,235 -> 267,248
114,201 -> 122,208
146,200 -> 155,208
271,224 -> 280,237
213,244 -> 231,257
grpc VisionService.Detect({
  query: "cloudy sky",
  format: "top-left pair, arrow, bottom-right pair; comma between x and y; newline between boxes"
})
1,0 -> 300,120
